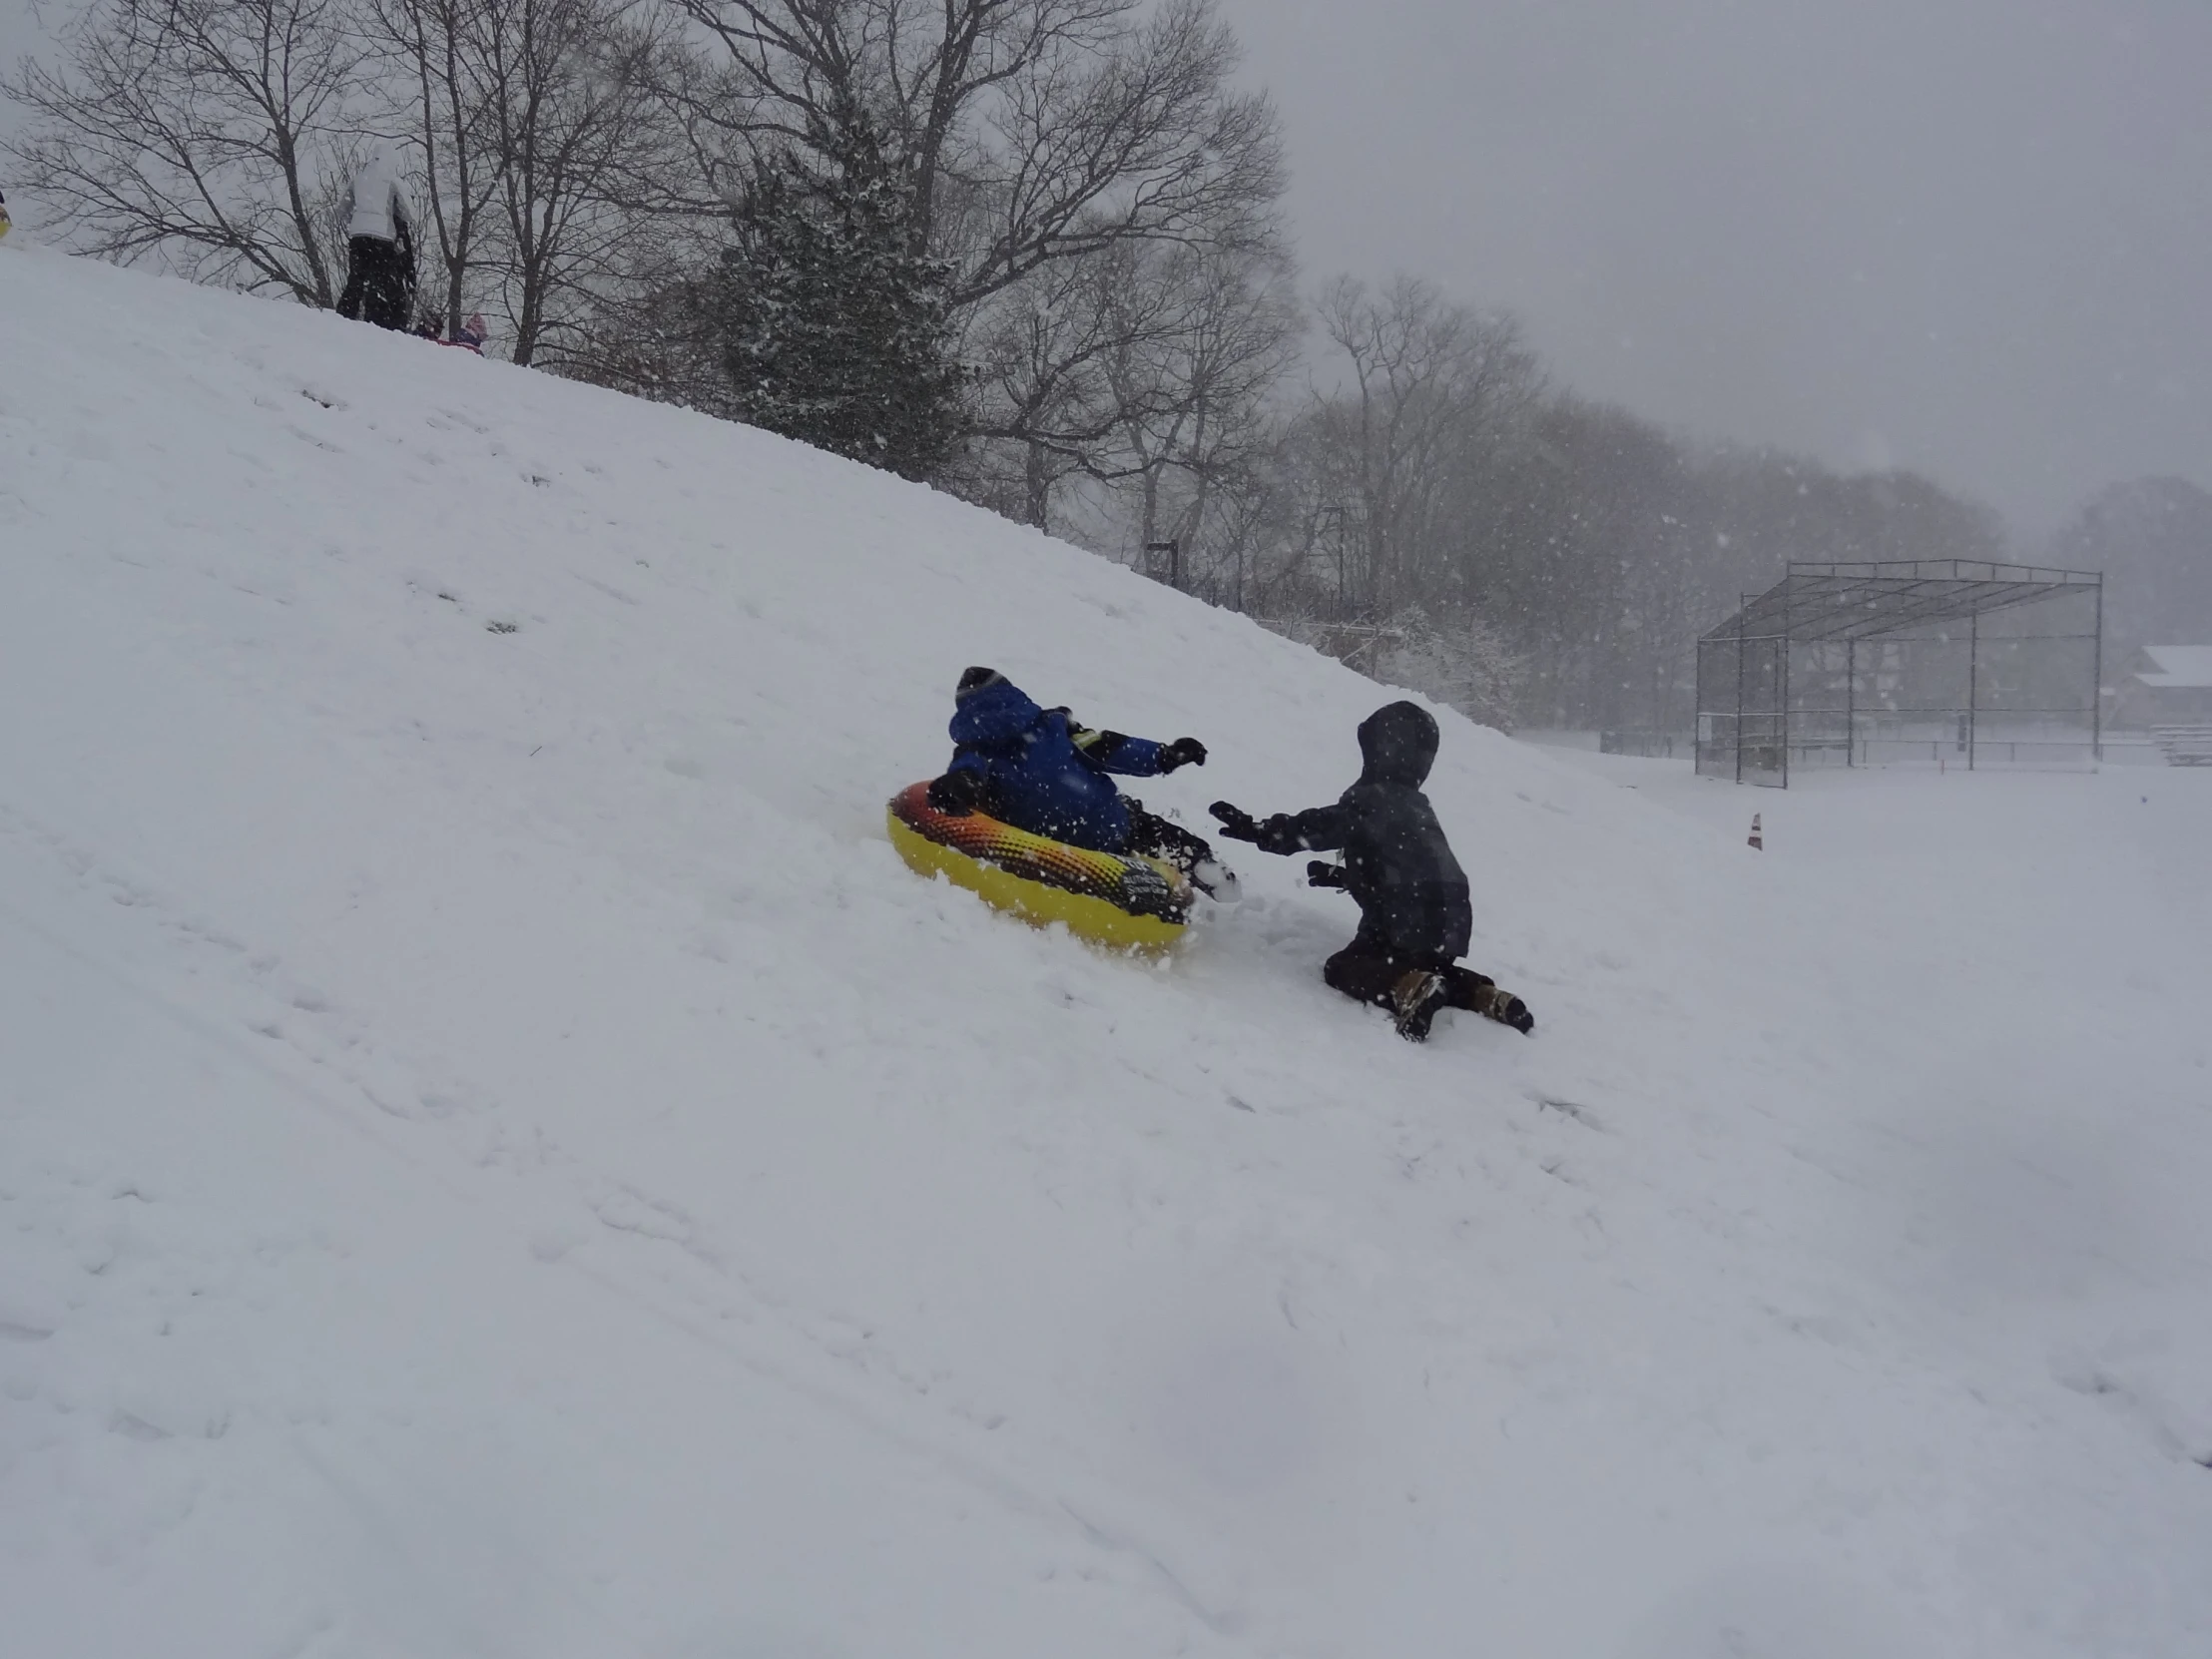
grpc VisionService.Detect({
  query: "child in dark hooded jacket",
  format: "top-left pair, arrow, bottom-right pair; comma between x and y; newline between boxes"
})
1210,701 -> 1533,1040
926,668 -> 1235,896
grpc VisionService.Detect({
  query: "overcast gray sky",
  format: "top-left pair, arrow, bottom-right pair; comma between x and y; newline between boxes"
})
1217,0 -> 2212,533
6,0 -> 2208,531
0,3 -> 42,95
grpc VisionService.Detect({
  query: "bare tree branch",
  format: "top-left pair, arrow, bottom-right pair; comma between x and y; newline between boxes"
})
3,0 -> 369,303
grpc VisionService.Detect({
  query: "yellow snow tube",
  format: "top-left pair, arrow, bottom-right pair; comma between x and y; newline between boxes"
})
887,782 -> 1190,952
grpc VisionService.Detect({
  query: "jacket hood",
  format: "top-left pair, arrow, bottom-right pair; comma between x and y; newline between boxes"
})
949,676 -> 1042,747
348,151 -> 408,241
955,666 -> 1006,700
1357,701 -> 1439,786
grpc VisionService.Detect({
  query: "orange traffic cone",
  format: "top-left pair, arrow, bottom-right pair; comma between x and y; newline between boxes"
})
1748,813 -> 1764,851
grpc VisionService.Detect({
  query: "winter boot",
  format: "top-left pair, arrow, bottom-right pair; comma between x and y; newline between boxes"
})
1390,968 -> 1450,1042
1473,983 -> 1535,1035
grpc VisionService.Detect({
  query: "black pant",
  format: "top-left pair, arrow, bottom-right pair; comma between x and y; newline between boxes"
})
1323,943 -> 1520,1023
1123,803 -> 1216,875
338,235 -> 414,330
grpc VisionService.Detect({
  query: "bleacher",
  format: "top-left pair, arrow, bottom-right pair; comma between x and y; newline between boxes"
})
2151,726 -> 2212,766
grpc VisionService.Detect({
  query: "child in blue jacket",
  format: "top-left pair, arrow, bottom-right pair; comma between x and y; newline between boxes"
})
926,668 -> 1234,896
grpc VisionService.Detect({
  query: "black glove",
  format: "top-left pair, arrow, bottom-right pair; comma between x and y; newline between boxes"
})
1157,737 -> 1207,773
926,769 -> 987,816
1209,801 -> 1259,841
1306,860 -> 1348,889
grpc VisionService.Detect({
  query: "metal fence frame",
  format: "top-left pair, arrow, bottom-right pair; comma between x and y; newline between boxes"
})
1695,560 -> 2103,788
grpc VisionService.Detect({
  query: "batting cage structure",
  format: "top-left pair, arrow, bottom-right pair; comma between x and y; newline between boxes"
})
1695,560 -> 2103,788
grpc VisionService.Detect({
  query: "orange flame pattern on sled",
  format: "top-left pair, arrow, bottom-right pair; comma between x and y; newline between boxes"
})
886,783 -> 1192,949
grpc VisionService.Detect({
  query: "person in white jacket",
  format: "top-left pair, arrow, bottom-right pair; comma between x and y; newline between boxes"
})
336,153 -> 416,329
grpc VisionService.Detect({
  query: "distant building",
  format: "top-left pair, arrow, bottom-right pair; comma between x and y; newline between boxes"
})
2124,645 -> 2212,726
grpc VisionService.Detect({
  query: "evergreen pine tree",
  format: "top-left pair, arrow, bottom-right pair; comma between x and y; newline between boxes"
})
717,121 -> 969,482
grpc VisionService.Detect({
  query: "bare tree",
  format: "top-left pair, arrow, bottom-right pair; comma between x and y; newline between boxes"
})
350,0 -> 692,359
1100,242 -> 1300,579
3,0 -> 368,303
462,0 -> 679,364
364,0 -> 504,335
1310,275 -> 1544,616
660,0 -> 1282,300
957,186 -> 1295,531
963,248 -> 1135,527
573,0 -> 1286,488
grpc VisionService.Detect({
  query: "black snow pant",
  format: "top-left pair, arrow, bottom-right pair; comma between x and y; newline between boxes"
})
337,235 -> 414,330
1123,802 -> 1216,877
1323,938 -> 1525,1028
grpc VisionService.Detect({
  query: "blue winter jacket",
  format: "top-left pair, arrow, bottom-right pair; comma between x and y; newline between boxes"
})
944,679 -> 1169,851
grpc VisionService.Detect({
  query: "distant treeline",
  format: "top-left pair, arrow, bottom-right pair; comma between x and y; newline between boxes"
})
10,0 -> 2205,730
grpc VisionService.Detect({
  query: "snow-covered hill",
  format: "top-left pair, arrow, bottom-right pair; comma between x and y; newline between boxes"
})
4,240 -> 2210,1658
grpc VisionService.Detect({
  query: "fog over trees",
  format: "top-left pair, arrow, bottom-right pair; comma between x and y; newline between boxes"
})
7,0 -> 2206,731
2051,479 -> 2212,667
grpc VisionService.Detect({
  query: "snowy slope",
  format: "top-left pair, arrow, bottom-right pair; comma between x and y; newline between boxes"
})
4,240 -> 2210,1658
